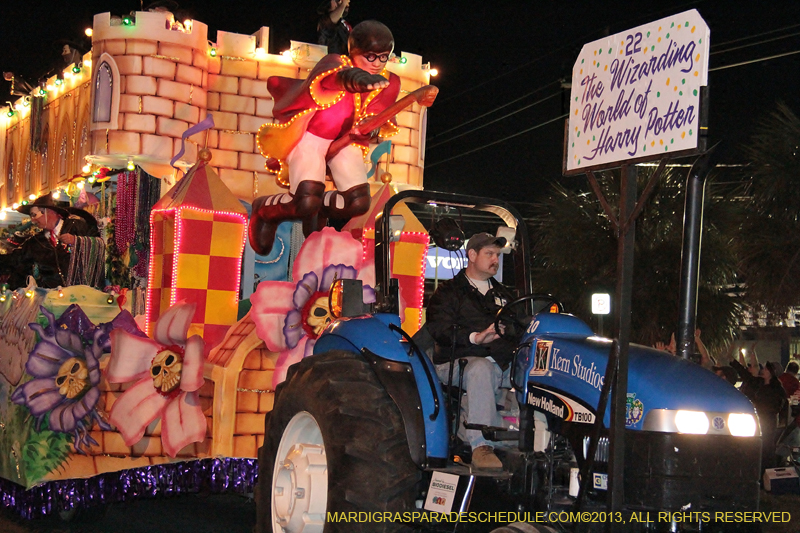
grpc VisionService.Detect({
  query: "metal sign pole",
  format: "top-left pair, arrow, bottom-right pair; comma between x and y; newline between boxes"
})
608,163 -> 636,513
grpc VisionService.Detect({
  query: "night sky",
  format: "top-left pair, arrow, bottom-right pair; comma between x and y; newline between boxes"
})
2,0 -> 799,207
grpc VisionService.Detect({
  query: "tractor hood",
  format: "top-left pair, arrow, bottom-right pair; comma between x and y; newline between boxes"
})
513,313 -> 758,436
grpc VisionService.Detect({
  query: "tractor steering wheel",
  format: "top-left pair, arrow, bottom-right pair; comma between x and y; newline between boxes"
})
494,294 -> 564,342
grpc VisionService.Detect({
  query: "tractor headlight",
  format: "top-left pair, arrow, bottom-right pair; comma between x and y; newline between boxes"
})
674,410 -> 709,434
727,413 -> 757,437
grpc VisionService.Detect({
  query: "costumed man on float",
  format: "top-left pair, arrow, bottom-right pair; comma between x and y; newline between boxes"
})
250,20 -> 401,255
0,194 -> 104,289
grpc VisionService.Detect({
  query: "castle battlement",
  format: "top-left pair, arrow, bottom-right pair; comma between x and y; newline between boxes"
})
2,13 -> 433,211
92,11 -> 209,52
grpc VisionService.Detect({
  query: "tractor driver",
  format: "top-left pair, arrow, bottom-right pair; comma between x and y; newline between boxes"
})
425,233 -> 516,470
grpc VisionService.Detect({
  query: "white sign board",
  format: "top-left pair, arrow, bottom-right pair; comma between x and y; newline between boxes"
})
592,293 -> 611,315
423,471 -> 460,514
565,9 -> 710,172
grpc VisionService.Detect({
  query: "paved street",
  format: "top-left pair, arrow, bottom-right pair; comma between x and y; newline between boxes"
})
0,492 -> 257,533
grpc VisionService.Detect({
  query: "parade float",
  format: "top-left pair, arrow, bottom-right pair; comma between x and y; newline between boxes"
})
0,6 -> 435,518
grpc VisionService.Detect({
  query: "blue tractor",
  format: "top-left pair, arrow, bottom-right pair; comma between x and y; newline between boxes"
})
255,189 -> 761,533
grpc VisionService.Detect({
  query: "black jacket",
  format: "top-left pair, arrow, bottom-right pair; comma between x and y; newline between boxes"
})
0,215 -> 92,289
425,269 -> 517,368
730,360 -> 787,431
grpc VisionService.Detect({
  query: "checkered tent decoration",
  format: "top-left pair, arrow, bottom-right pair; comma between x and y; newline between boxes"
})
146,158 -> 247,354
343,183 -> 428,335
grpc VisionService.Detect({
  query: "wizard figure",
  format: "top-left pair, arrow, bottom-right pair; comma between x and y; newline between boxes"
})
250,20 -> 401,255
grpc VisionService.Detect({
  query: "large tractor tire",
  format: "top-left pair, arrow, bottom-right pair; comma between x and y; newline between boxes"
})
256,350 -> 422,533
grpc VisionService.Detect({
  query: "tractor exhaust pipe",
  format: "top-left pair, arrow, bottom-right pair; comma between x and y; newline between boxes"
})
676,146 -> 718,360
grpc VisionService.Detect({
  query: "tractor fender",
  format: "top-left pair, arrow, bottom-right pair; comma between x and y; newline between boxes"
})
315,314 -> 449,467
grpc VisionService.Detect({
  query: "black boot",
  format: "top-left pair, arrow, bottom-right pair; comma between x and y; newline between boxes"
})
249,181 -> 325,255
320,183 -> 372,221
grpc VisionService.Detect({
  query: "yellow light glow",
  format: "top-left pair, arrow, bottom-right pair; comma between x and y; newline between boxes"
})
11,203 -> 19,210
429,68 -> 439,77
127,160 -> 135,171
82,164 -> 92,173
28,194 -> 35,200
84,59 -> 92,68
85,28 -> 93,37
282,50 -> 292,58
255,48 -> 267,59
77,181 -> 85,190
728,413 -> 757,437
52,190 -> 61,199
0,211 -> 5,221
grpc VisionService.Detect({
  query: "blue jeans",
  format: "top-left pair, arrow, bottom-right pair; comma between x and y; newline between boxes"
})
435,357 -> 510,449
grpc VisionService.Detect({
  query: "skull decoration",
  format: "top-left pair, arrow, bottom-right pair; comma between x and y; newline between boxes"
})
306,296 -> 332,336
150,349 -> 183,394
55,358 -> 89,400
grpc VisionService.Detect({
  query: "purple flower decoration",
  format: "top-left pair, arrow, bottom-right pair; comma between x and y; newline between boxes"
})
283,265 -> 373,348
11,307 -> 112,453
52,304 -> 146,353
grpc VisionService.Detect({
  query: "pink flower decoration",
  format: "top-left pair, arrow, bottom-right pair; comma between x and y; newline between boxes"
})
105,302 -> 207,457
251,228 -> 374,387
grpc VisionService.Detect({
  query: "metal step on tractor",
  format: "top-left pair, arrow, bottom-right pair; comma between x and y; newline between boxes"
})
254,189 -> 762,533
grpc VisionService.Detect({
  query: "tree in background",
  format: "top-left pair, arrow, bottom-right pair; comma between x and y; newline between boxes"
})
528,166 -> 743,352
738,103 -> 800,317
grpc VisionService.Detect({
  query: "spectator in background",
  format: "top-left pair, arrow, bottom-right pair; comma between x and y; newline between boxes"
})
779,361 -> 800,398
654,333 -> 676,355
711,364 -> 738,385
775,361 -> 800,453
654,329 -> 713,366
693,328 -> 716,368
731,350 -> 787,473
317,0 -> 351,55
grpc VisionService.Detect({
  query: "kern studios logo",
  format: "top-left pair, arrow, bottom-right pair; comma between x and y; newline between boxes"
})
530,340 -> 552,376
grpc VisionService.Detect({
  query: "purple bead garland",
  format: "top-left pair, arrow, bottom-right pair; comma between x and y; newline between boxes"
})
115,170 -> 138,256
0,458 -> 258,520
